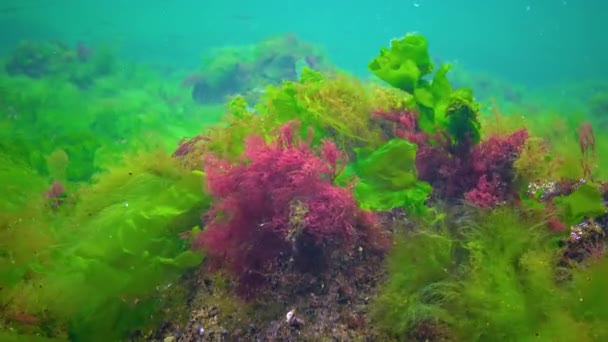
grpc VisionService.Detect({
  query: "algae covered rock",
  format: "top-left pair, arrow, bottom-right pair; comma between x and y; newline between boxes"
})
189,34 -> 332,104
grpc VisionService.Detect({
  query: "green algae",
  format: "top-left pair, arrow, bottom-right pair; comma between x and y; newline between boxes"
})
372,204 -> 608,341
0,152 -> 208,340
348,139 -> 432,215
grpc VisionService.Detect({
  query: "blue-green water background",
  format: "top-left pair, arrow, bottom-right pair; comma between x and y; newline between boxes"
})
0,0 -> 605,86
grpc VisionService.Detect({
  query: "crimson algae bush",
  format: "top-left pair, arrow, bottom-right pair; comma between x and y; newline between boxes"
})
196,121 -> 388,298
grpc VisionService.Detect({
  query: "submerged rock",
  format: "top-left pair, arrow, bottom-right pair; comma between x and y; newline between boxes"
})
188,34 -> 332,105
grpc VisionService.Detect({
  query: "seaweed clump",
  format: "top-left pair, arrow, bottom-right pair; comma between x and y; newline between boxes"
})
370,33 -> 528,208
5,40 -> 115,89
365,32 -> 608,342
196,120 -> 389,298
372,207 -> 608,341
0,151 -> 208,341
187,34 -> 332,104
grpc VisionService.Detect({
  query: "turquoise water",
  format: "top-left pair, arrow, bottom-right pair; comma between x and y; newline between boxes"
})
1,0 -> 605,85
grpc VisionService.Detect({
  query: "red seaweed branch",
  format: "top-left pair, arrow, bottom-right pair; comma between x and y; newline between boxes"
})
578,121 -> 596,179
45,180 -> 67,210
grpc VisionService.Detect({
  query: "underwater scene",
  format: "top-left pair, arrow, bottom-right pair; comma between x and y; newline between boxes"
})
1,1 -> 608,341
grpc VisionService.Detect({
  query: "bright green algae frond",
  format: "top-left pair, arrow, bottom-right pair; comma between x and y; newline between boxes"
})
0,151 -> 208,340
553,183 -> 606,226
369,35 -> 481,144
368,33 -> 433,93
346,139 -> 432,215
